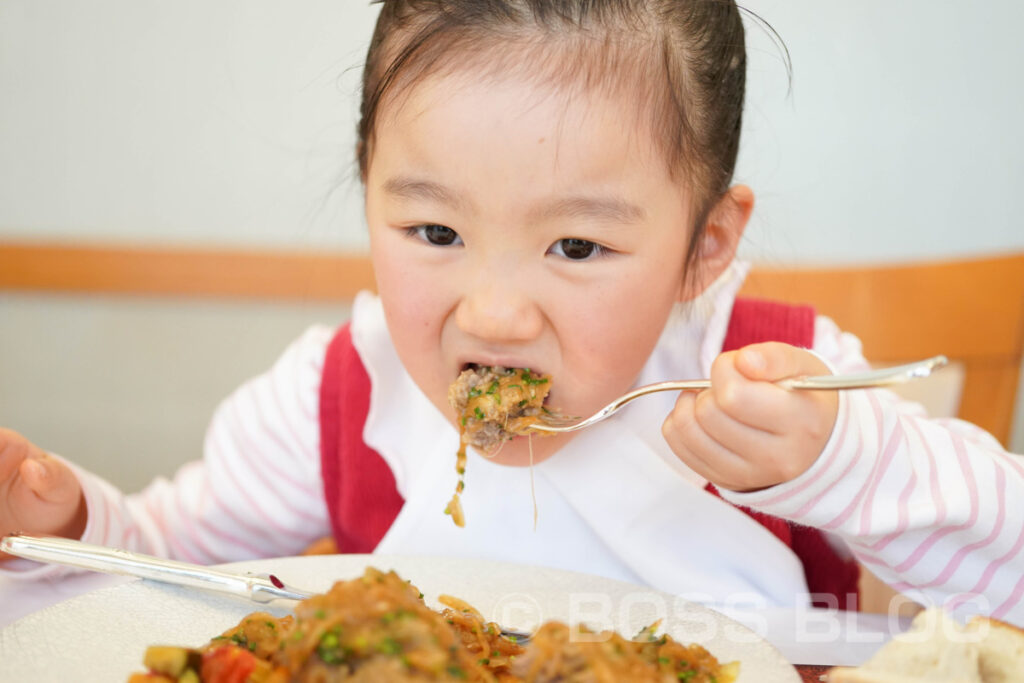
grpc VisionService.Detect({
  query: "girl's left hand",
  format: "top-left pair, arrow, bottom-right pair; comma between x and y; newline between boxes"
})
661,342 -> 839,492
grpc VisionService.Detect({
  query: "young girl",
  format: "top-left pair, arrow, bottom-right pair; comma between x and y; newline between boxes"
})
2,0 -> 1022,625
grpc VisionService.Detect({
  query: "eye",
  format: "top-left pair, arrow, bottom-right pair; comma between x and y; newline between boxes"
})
548,238 -> 604,261
408,224 -> 462,247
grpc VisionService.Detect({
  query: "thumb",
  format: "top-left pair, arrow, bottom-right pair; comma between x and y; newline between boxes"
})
735,342 -> 816,382
20,456 -> 81,505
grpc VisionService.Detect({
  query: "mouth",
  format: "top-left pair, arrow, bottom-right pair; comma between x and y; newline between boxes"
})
458,360 -> 548,379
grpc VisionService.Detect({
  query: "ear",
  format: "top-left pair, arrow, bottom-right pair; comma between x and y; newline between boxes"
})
678,184 -> 754,302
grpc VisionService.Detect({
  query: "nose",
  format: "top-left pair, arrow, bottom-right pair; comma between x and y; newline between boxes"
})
454,278 -> 544,343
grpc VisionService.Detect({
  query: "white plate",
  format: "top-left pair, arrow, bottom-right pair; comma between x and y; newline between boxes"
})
0,555 -> 798,682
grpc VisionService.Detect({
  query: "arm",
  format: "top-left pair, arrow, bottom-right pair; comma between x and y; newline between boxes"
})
698,316 -> 1024,623
1,325 -> 335,578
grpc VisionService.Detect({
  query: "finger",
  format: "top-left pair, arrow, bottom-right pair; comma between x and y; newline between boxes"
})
4,456 -> 84,541
693,391 -> 810,484
18,455 -> 81,505
718,345 -> 836,431
735,342 -> 830,382
0,428 -> 38,482
694,385 -> 773,449
709,352 -> 800,431
663,391 -> 746,487
735,344 -> 840,440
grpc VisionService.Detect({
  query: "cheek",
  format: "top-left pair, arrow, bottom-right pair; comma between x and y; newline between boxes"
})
375,260 -> 448,344
558,280 -> 679,399
372,250 -> 456,415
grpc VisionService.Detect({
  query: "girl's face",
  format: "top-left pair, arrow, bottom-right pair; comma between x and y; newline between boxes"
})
365,68 -> 703,466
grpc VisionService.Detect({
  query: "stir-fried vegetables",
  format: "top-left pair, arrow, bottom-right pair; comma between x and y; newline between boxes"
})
130,568 -> 738,683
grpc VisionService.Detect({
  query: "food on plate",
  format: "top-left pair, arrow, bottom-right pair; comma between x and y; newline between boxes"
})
512,621 -> 738,682
445,366 -> 553,526
130,567 -> 738,683
827,608 -> 1024,682
130,568 -> 513,683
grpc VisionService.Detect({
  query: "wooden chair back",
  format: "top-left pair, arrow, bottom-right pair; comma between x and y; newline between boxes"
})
740,253 -> 1024,448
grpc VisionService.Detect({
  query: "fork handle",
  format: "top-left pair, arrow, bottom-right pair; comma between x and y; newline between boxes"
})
778,356 -> 947,390
639,356 -> 947,395
0,534 -> 310,603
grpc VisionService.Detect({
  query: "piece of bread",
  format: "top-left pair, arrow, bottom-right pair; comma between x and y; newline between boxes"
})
966,616 -> 1024,683
827,608 -> 984,682
828,670 -> 981,683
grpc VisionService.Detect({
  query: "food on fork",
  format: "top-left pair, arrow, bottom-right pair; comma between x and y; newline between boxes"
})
444,366 -> 553,527
827,608 -> 1024,682
129,567 -> 738,683
448,366 -> 553,453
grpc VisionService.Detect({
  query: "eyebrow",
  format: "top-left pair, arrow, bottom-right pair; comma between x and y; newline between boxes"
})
382,175 -> 645,226
530,195 -> 646,225
382,176 -> 465,210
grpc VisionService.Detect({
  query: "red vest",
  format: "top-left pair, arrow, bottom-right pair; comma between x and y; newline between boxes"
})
319,297 -> 859,609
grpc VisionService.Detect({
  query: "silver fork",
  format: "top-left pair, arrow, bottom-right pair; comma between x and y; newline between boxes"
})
529,355 -> 948,434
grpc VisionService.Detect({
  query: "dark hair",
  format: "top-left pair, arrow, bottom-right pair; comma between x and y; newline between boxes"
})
358,0 -> 749,273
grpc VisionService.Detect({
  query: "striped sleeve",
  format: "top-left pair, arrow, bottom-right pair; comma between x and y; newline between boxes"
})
721,315 -> 1024,624
5,325 -> 336,579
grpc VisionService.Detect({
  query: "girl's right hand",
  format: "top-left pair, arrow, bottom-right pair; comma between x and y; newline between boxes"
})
0,428 -> 86,561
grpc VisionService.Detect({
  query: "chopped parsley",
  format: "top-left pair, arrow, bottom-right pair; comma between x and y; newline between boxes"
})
376,637 -> 402,655
316,628 -> 348,665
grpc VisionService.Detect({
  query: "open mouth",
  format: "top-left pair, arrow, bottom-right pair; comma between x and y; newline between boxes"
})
459,361 -> 544,375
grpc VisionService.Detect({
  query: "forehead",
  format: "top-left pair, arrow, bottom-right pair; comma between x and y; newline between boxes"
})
369,63 -> 670,190
368,32 -> 677,162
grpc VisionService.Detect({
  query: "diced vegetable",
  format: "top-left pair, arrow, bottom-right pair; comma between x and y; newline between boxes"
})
142,646 -> 200,678
127,674 -> 175,683
200,645 -> 258,683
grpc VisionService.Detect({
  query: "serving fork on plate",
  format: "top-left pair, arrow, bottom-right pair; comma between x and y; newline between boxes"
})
529,355 -> 948,434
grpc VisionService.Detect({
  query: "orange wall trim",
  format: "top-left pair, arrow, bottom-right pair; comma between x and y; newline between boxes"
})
0,242 -> 376,301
